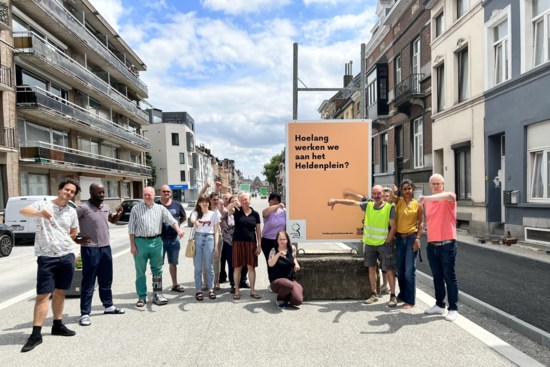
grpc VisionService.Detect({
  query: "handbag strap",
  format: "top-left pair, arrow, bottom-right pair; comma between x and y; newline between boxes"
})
189,227 -> 195,238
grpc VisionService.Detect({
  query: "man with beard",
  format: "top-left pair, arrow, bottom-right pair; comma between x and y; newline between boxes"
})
76,183 -> 125,327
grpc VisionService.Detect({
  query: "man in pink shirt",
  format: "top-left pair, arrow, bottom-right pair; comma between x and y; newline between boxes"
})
418,173 -> 459,322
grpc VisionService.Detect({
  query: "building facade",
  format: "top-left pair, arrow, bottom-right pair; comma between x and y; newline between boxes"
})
144,110 -> 195,203
12,0 -> 150,205
0,0 -> 17,212
484,0 -> 550,243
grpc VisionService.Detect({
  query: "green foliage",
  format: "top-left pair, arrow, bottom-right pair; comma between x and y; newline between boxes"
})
262,152 -> 282,188
75,256 -> 82,270
146,152 -> 156,187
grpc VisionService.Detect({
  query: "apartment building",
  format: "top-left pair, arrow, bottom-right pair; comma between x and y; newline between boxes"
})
0,0 -> 17,211
144,110 -> 195,203
12,0 -> 150,204
367,0 -> 433,191
483,0 -> 550,243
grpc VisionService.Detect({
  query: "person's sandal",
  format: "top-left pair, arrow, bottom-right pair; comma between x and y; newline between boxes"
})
136,299 -> 146,307
209,291 -> 216,300
171,284 -> 185,292
195,292 -> 203,301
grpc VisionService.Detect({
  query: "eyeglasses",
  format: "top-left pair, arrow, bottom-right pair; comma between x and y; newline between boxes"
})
161,190 -> 171,193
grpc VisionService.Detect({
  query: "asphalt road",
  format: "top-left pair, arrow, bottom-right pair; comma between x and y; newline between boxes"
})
417,239 -> 550,334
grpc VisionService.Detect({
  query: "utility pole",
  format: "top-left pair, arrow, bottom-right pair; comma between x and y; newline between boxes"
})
292,42 -> 366,120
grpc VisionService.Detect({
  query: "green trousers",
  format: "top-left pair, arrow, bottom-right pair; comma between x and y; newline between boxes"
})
134,237 -> 163,299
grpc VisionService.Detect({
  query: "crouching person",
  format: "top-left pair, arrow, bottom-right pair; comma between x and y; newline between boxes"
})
268,231 -> 303,308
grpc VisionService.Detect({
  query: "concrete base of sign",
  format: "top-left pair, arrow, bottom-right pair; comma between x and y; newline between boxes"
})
294,254 -> 377,300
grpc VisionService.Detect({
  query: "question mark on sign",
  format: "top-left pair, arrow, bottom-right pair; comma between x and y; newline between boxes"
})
345,162 -> 349,168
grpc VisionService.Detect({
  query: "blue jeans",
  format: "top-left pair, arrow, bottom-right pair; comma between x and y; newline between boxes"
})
193,233 -> 214,290
427,241 -> 458,311
80,246 -> 113,315
395,235 -> 418,305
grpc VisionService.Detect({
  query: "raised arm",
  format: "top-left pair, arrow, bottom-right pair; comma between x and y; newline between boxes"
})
327,198 -> 361,210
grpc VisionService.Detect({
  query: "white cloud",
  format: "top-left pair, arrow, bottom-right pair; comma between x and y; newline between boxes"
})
201,0 -> 292,14
89,0 -> 378,179
89,0 -> 124,32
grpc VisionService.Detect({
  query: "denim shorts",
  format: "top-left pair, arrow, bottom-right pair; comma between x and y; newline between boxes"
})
162,236 -> 181,265
364,243 -> 395,271
36,253 -> 76,294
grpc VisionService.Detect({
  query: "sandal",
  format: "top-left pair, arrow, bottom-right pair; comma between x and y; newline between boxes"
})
209,291 -> 216,300
136,299 -> 146,308
104,307 -> 126,314
171,285 -> 185,292
233,293 -> 241,300
195,292 -> 204,301
250,293 -> 262,299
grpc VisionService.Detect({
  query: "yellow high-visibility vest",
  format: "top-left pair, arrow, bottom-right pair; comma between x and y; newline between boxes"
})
362,202 -> 392,247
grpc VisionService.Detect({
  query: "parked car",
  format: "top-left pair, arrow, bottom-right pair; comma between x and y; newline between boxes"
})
0,224 -> 15,257
4,196 -> 76,242
119,199 -> 143,223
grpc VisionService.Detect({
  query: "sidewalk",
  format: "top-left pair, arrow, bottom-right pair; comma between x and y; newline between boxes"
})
0,233 -> 543,366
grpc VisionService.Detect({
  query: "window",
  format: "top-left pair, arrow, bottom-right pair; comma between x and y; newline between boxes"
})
19,120 -> 69,147
435,12 -> 445,38
20,172 -> 48,196
457,48 -> 469,102
171,133 -> 179,146
380,133 -> 388,173
367,69 -> 377,106
179,153 -> 185,164
436,64 -> 445,111
395,55 -> 402,85
453,144 -> 471,200
395,125 -> 403,158
457,0 -> 468,19
527,120 -> 550,201
487,15 -> 510,87
100,143 -> 117,158
412,38 -> 421,75
533,0 -> 550,66
130,153 -> 139,164
180,170 -> 186,181
413,117 -> 424,168
102,179 -> 120,198
122,181 -> 131,198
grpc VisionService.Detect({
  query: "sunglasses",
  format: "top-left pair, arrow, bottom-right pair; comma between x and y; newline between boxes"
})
162,190 -> 171,193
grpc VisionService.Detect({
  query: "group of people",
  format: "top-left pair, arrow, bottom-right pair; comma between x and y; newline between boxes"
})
19,179 -> 304,353
328,173 -> 459,321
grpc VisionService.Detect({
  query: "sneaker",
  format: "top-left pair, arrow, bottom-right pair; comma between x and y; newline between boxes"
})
364,294 -> 378,304
388,295 -> 397,307
21,334 -> 42,353
79,314 -> 91,326
424,304 -> 446,315
152,293 -> 168,305
51,323 -> 76,336
278,301 -> 290,308
379,285 -> 389,295
445,310 -> 459,322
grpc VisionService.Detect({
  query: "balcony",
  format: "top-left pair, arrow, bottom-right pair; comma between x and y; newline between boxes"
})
0,127 -> 16,151
16,87 -> 150,150
14,32 -> 148,123
20,141 -> 151,178
394,73 -> 425,116
12,0 -> 148,98
0,2 -> 9,31
0,64 -> 12,91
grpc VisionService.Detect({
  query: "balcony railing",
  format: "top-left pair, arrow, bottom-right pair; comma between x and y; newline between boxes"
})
0,2 -> 8,29
14,32 -> 148,122
0,128 -> 16,149
20,141 -> 151,177
16,86 -> 150,149
0,64 -> 12,88
15,0 -> 148,96
394,73 -> 424,101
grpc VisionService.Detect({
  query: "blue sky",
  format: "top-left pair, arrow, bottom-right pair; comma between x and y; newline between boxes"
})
89,0 -> 377,180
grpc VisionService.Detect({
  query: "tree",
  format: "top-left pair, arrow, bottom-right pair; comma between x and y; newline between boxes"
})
146,152 -> 156,187
262,152 -> 282,188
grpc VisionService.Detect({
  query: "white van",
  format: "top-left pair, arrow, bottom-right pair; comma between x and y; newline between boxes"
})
4,196 -> 76,242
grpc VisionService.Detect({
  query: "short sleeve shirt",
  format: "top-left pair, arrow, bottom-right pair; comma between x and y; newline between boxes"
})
262,208 -> 286,240
33,200 -> 79,257
157,200 -> 186,237
424,194 -> 457,242
190,210 -> 220,234
76,201 -> 111,247
232,208 -> 261,242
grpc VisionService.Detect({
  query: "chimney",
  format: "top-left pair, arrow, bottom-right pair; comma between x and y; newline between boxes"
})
343,61 -> 353,87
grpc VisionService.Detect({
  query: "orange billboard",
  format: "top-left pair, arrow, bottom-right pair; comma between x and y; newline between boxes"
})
286,120 -> 372,242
